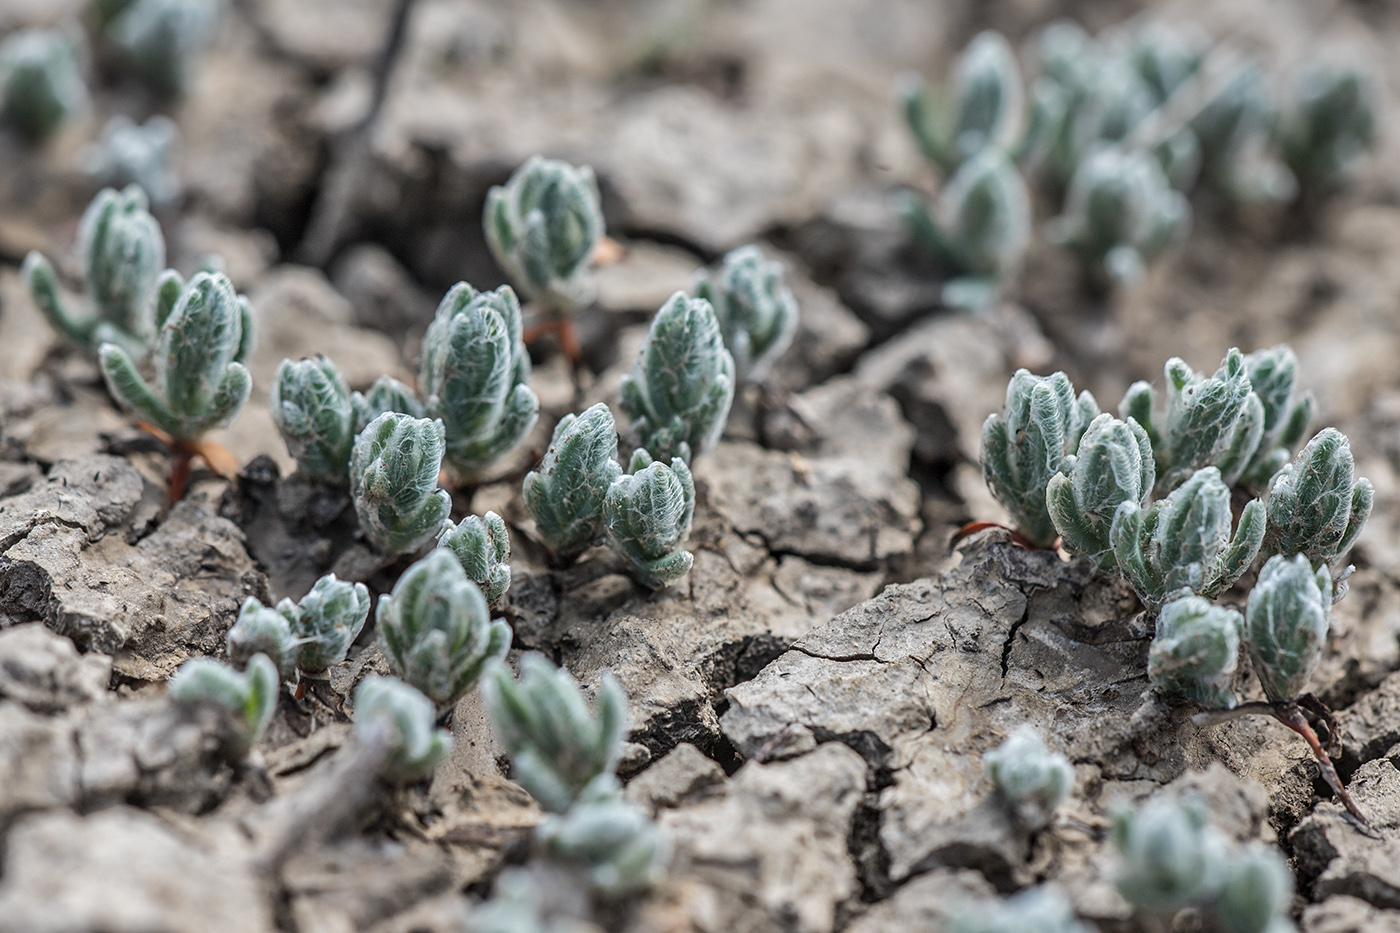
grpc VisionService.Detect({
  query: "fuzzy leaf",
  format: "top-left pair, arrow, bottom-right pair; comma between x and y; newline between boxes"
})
284,573 -> 370,673
349,412 -> 453,557
603,454 -> 695,589
522,403 -> 624,563
270,356 -> 356,484
168,654 -> 278,755
353,675 -> 452,781
1245,554 -> 1331,702
1263,428 -> 1372,567
437,511 -> 512,608
0,29 -> 85,142
1148,591 -> 1242,709
1047,412 -> 1154,569
695,245 -> 799,383
983,726 -> 1073,830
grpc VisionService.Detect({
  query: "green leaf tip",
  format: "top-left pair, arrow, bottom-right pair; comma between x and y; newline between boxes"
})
983,725 -> 1073,829
1148,591 -> 1242,709
1245,553 -> 1331,702
270,355 -> 355,485
521,402 -> 623,563
437,511 -> 512,608
168,653 -> 278,755
349,411 -> 452,557
696,245 -> 799,384
603,452 -> 695,589
353,675 -> 452,781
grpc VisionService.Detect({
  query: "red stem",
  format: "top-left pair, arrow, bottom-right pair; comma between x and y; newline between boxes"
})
1274,701 -> 1371,828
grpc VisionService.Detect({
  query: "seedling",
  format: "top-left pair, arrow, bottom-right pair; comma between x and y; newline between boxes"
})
270,356 -> 356,485
1278,62 -> 1376,198
25,185 -> 165,357
376,549 -> 512,708
485,156 -> 605,361
1110,466 -> 1264,610
99,269 -> 252,500
228,574 -> 370,679
983,726 -> 1074,829
537,781 -> 670,897
694,245 -> 799,383
901,30 -> 1025,174
1047,145 -> 1190,288
438,511 -> 512,608
604,452 -> 695,589
349,412 -> 452,557
1120,349 -> 1265,494
522,403 -> 623,564
80,114 -> 181,206
351,374 -> 423,433
951,887 -> 1093,933
226,597 -> 297,679
418,283 -> 539,482
482,654 -> 627,814
619,291 -> 735,464
1148,592 -> 1242,709
168,653 -> 277,755
903,148 -> 1032,310
981,369 -> 1099,548
0,28 -> 86,142
1262,428 -> 1372,568
1215,844 -> 1294,933
1191,63 -> 1295,204
353,675 -> 452,781
1047,412 -> 1155,570
1240,345 -> 1313,489
99,0 -> 217,97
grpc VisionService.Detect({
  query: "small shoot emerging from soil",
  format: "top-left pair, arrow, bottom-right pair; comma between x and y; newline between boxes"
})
418,283 -> 539,483
1245,555 -> 1332,705
437,511 -> 511,609
228,575 -> 370,679
26,185 -> 165,357
0,28 -> 86,143
951,886 -> 1094,933
900,30 -> 1025,175
376,549 -> 512,709
1215,844 -> 1296,933
604,451 -> 696,589
1046,146 -> 1190,289
1047,412 -> 1155,570
226,597 -> 297,679
1262,428 -> 1373,568
902,148 -> 1032,311
1192,63 -> 1296,205
694,244 -> 800,384
522,402 -> 623,564
349,411 -> 452,557
484,654 -> 627,814
1279,62 -> 1377,199
1148,591 -> 1242,709
983,725 -> 1074,829
351,374 -> 423,433
1241,345 -> 1314,489
620,291 -> 736,465
1110,466 -> 1265,610
270,355 -> 356,485
97,0 -> 218,98
353,675 -> 452,782
80,114 -> 181,206
537,780 -> 671,898
1121,349 -> 1265,494
168,653 -> 277,755
981,369 -> 1099,548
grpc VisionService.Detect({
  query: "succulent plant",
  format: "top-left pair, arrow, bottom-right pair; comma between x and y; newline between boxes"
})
694,245 -> 800,383
349,412 -> 452,557
353,675 -> 452,781
983,726 -> 1074,829
951,887 -> 1094,933
620,292 -> 735,465
99,270 -> 253,442
438,511 -> 511,608
522,403 -> 624,563
80,114 -> 181,206
1113,796 -> 1227,915
903,148 -> 1032,311
1241,345 -> 1314,489
1047,146 -> 1190,288
226,596 -> 297,679
1263,428 -> 1372,567
981,370 -> 1099,548
101,0 -> 217,97
270,356 -> 356,485
376,549 -> 512,708
604,452 -> 695,589
1110,467 -> 1264,610
1047,413 -> 1155,570
283,573 -> 371,674
25,185 -> 165,356
1148,592 -> 1243,709
168,653 -> 278,754
537,781 -> 669,897
0,28 -> 86,142
1214,844 -> 1294,933
1121,349 -> 1266,494
418,283 -> 539,482
483,654 -> 627,814
901,30 -> 1025,174
1244,554 -> 1331,703
1191,63 -> 1295,205
351,374 -> 423,433
1278,62 -> 1376,197
485,155 -> 604,314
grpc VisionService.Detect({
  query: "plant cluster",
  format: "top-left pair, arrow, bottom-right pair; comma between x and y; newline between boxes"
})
1113,796 -> 1293,933
902,20 -> 1376,302
982,345 -> 1372,820
226,573 -> 371,679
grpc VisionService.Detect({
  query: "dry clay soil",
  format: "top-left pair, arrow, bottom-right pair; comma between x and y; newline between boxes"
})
5,0 -> 1400,931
